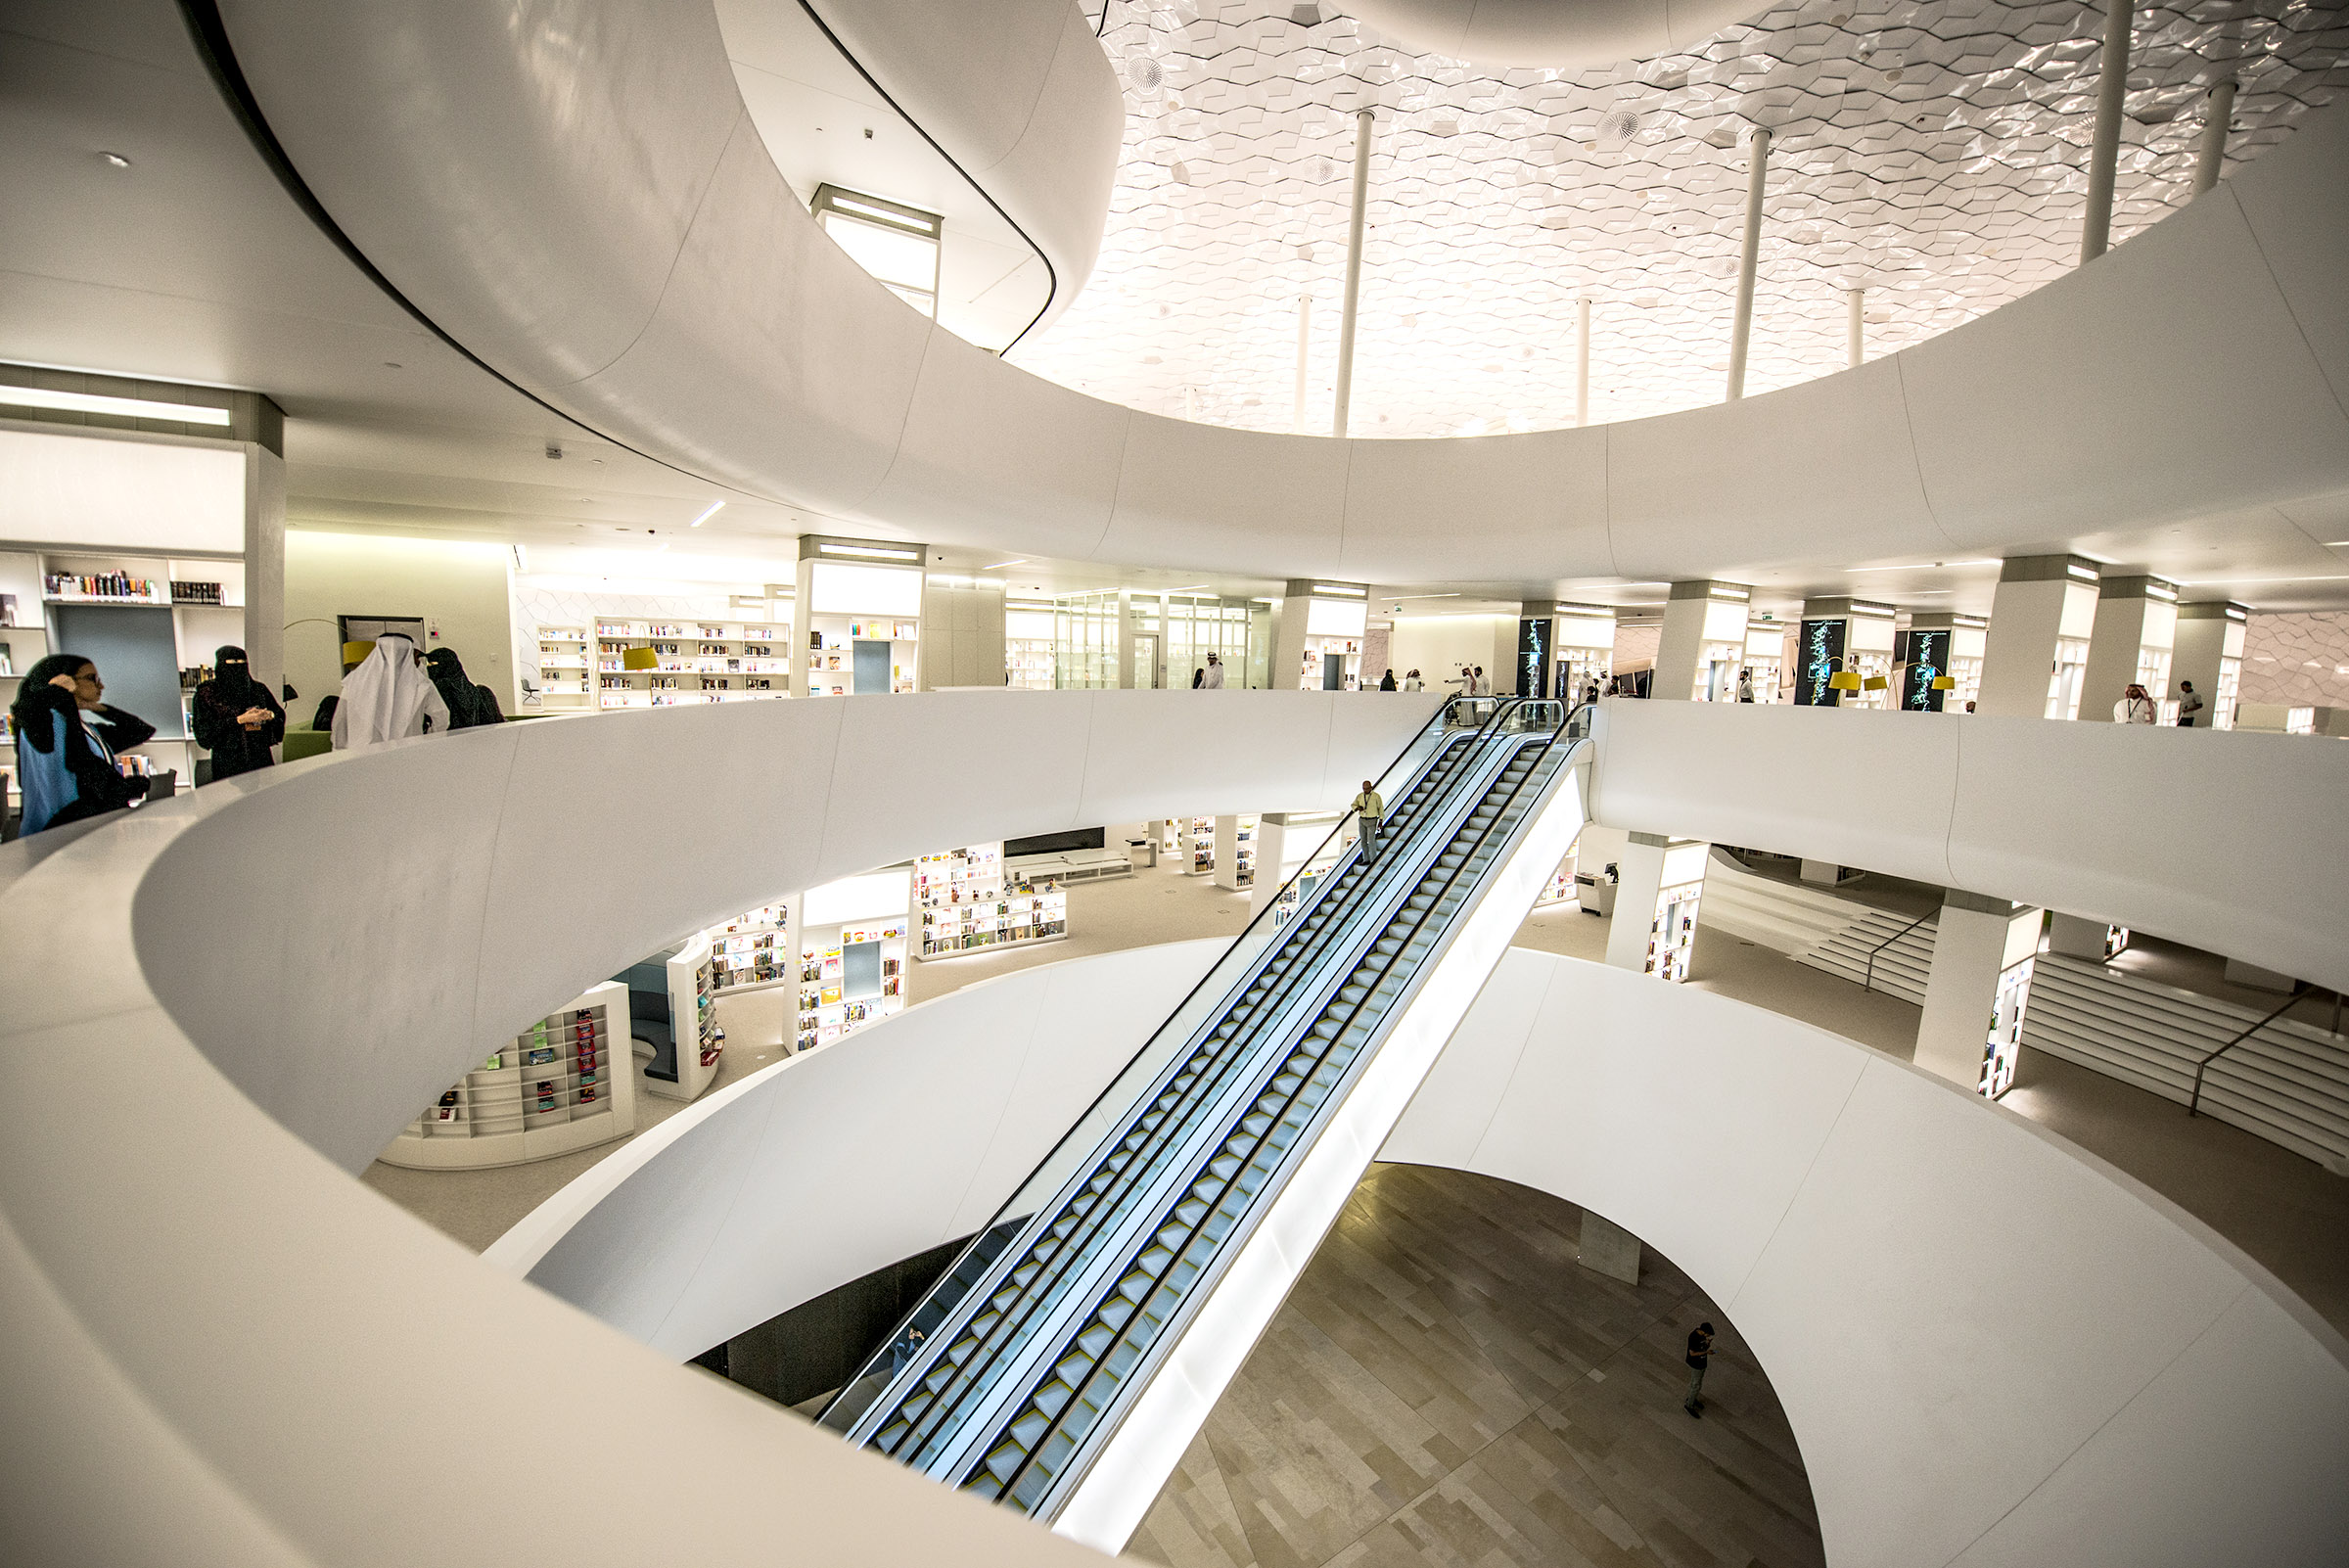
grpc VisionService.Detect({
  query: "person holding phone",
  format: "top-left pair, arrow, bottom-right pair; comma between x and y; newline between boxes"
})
8,654 -> 154,835
192,644 -> 286,781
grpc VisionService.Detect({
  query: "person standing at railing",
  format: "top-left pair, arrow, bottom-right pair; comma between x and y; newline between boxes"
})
1351,779 -> 1384,859
2113,683 -> 2157,724
2176,680 -> 2205,727
1202,651 -> 1224,688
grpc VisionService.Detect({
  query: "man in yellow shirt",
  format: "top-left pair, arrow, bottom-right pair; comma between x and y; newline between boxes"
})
1351,779 -> 1385,859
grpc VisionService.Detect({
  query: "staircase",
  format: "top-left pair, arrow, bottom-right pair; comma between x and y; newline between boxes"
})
2019,956 -> 2349,1170
1796,909 -> 1939,1006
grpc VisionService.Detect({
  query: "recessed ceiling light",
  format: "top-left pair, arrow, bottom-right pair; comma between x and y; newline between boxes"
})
0,384 -> 229,425
689,500 -> 726,527
98,151 -> 131,168
984,558 -> 1028,569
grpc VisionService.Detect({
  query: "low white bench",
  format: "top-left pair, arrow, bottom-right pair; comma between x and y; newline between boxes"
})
1007,847 -> 1133,885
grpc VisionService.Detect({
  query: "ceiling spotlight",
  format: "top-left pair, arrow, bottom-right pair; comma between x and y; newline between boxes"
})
98,151 -> 131,168
545,442 -> 563,460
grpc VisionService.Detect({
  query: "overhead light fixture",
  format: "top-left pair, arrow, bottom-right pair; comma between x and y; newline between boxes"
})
985,558 -> 1029,569
817,542 -> 921,561
1161,584 -> 1209,594
98,151 -> 131,168
2179,574 -> 2349,585
0,384 -> 232,426
1311,583 -> 1366,597
2066,562 -> 2099,580
1848,559 -> 2001,572
2322,540 -> 2349,547
1387,592 -> 1461,600
689,500 -> 726,527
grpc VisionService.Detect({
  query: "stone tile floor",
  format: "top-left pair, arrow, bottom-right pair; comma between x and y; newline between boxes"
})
1128,1163 -> 1821,1568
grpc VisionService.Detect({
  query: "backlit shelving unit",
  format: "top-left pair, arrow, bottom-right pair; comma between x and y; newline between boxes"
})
379,981 -> 634,1169
595,618 -> 794,709
915,843 -> 1069,961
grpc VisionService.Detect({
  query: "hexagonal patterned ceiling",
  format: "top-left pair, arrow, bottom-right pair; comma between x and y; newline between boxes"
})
1006,0 -> 2346,438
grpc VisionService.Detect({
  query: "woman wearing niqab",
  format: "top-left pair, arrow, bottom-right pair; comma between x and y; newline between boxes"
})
191,644 -> 286,780
426,647 -> 505,730
331,632 -> 449,750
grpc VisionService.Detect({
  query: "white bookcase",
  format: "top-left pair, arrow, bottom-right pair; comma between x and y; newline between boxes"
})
805,617 -> 919,697
1212,814 -> 1258,891
595,617 -> 794,709
644,937 -> 724,1102
1180,815 -> 1216,876
796,869 -> 911,1052
530,623 -> 593,711
380,981 -> 635,1169
703,901 -> 791,994
915,843 -> 1069,961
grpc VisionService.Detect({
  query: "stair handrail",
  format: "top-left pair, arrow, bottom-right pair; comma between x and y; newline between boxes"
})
2188,989 -> 2321,1118
1862,908 -> 1935,994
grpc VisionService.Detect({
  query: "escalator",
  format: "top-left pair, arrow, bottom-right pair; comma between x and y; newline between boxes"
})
820,696 -> 1586,1525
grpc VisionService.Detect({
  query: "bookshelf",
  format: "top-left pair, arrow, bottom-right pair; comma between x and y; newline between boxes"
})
379,981 -> 635,1169
594,617 -> 794,709
530,624 -> 593,711
643,937 -> 725,1101
804,617 -> 919,697
1212,814 -> 1258,891
703,901 -> 792,994
914,843 -> 1069,961
1298,634 -> 1363,690
1535,848 -> 1578,908
1180,815 -> 1216,876
1,548 -> 249,800
796,868 -> 912,1052
1006,636 -> 1054,689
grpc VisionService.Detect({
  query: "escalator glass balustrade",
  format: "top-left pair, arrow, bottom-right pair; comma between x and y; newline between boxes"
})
820,697 -> 1587,1521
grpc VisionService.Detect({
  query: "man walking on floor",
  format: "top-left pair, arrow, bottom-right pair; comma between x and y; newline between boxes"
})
1684,1320 -> 1715,1417
1351,778 -> 1384,860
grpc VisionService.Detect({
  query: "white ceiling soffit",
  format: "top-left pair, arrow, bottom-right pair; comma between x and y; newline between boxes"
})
1341,0 -> 1771,70
211,0 -> 2349,590
715,0 -> 1124,348
1025,0 -> 2345,438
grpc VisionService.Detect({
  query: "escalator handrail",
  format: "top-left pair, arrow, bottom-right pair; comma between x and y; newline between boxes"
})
819,697 -> 1526,1437
837,704 -> 1535,1450
986,712 -> 1587,1510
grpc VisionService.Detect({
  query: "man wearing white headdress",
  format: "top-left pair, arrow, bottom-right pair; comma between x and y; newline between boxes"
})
331,632 -> 450,750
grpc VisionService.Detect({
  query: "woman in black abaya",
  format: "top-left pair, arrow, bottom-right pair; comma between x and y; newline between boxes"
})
425,647 -> 505,730
191,645 -> 286,781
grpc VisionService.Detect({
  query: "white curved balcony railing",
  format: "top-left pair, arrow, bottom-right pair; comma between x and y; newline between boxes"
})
208,4 -> 2349,581
1585,700 -> 2349,994
493,939 -> 2349,1568
4,689 -> 2344,1565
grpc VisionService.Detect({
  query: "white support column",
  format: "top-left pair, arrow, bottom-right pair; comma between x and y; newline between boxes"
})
2079,575 -> 2179,721
1332,109 -> 1374,438
2081,0 -> 2133,262
1727,127 -> 1770,401
1975,556 -> 2101,718
1603,834 -> 1710,982
1292,295 -> 1312,434
780,898 -> 806,1052
1846,288 -> 1864,369
1115,587 -> 1135,690
2193,78 -> 2236,194
242,444 -> 286,720
1575,297 -> 1591,427
1655,580 -> 1751,702
1248,813 -> 1289,916
2171,600 -> 2247,729
1916,893 -> 2044,1098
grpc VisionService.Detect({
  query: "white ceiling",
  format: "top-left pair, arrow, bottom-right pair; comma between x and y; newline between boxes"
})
2,0 -> 2344,615
1011,0 -> 2347,437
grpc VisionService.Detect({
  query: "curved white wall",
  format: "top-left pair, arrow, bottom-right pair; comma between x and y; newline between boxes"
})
494,940 -> 1226,1359
484,939 -> 2349,1567
1587,699 -> 2349,992
1382,948 -> 2349,1568
213,4 -> 2349,580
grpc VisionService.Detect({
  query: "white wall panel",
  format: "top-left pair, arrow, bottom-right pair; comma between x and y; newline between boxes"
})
2228,99 -> 2349,410
1339,426 -> 1610,584
1101,413 -> 1352,576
